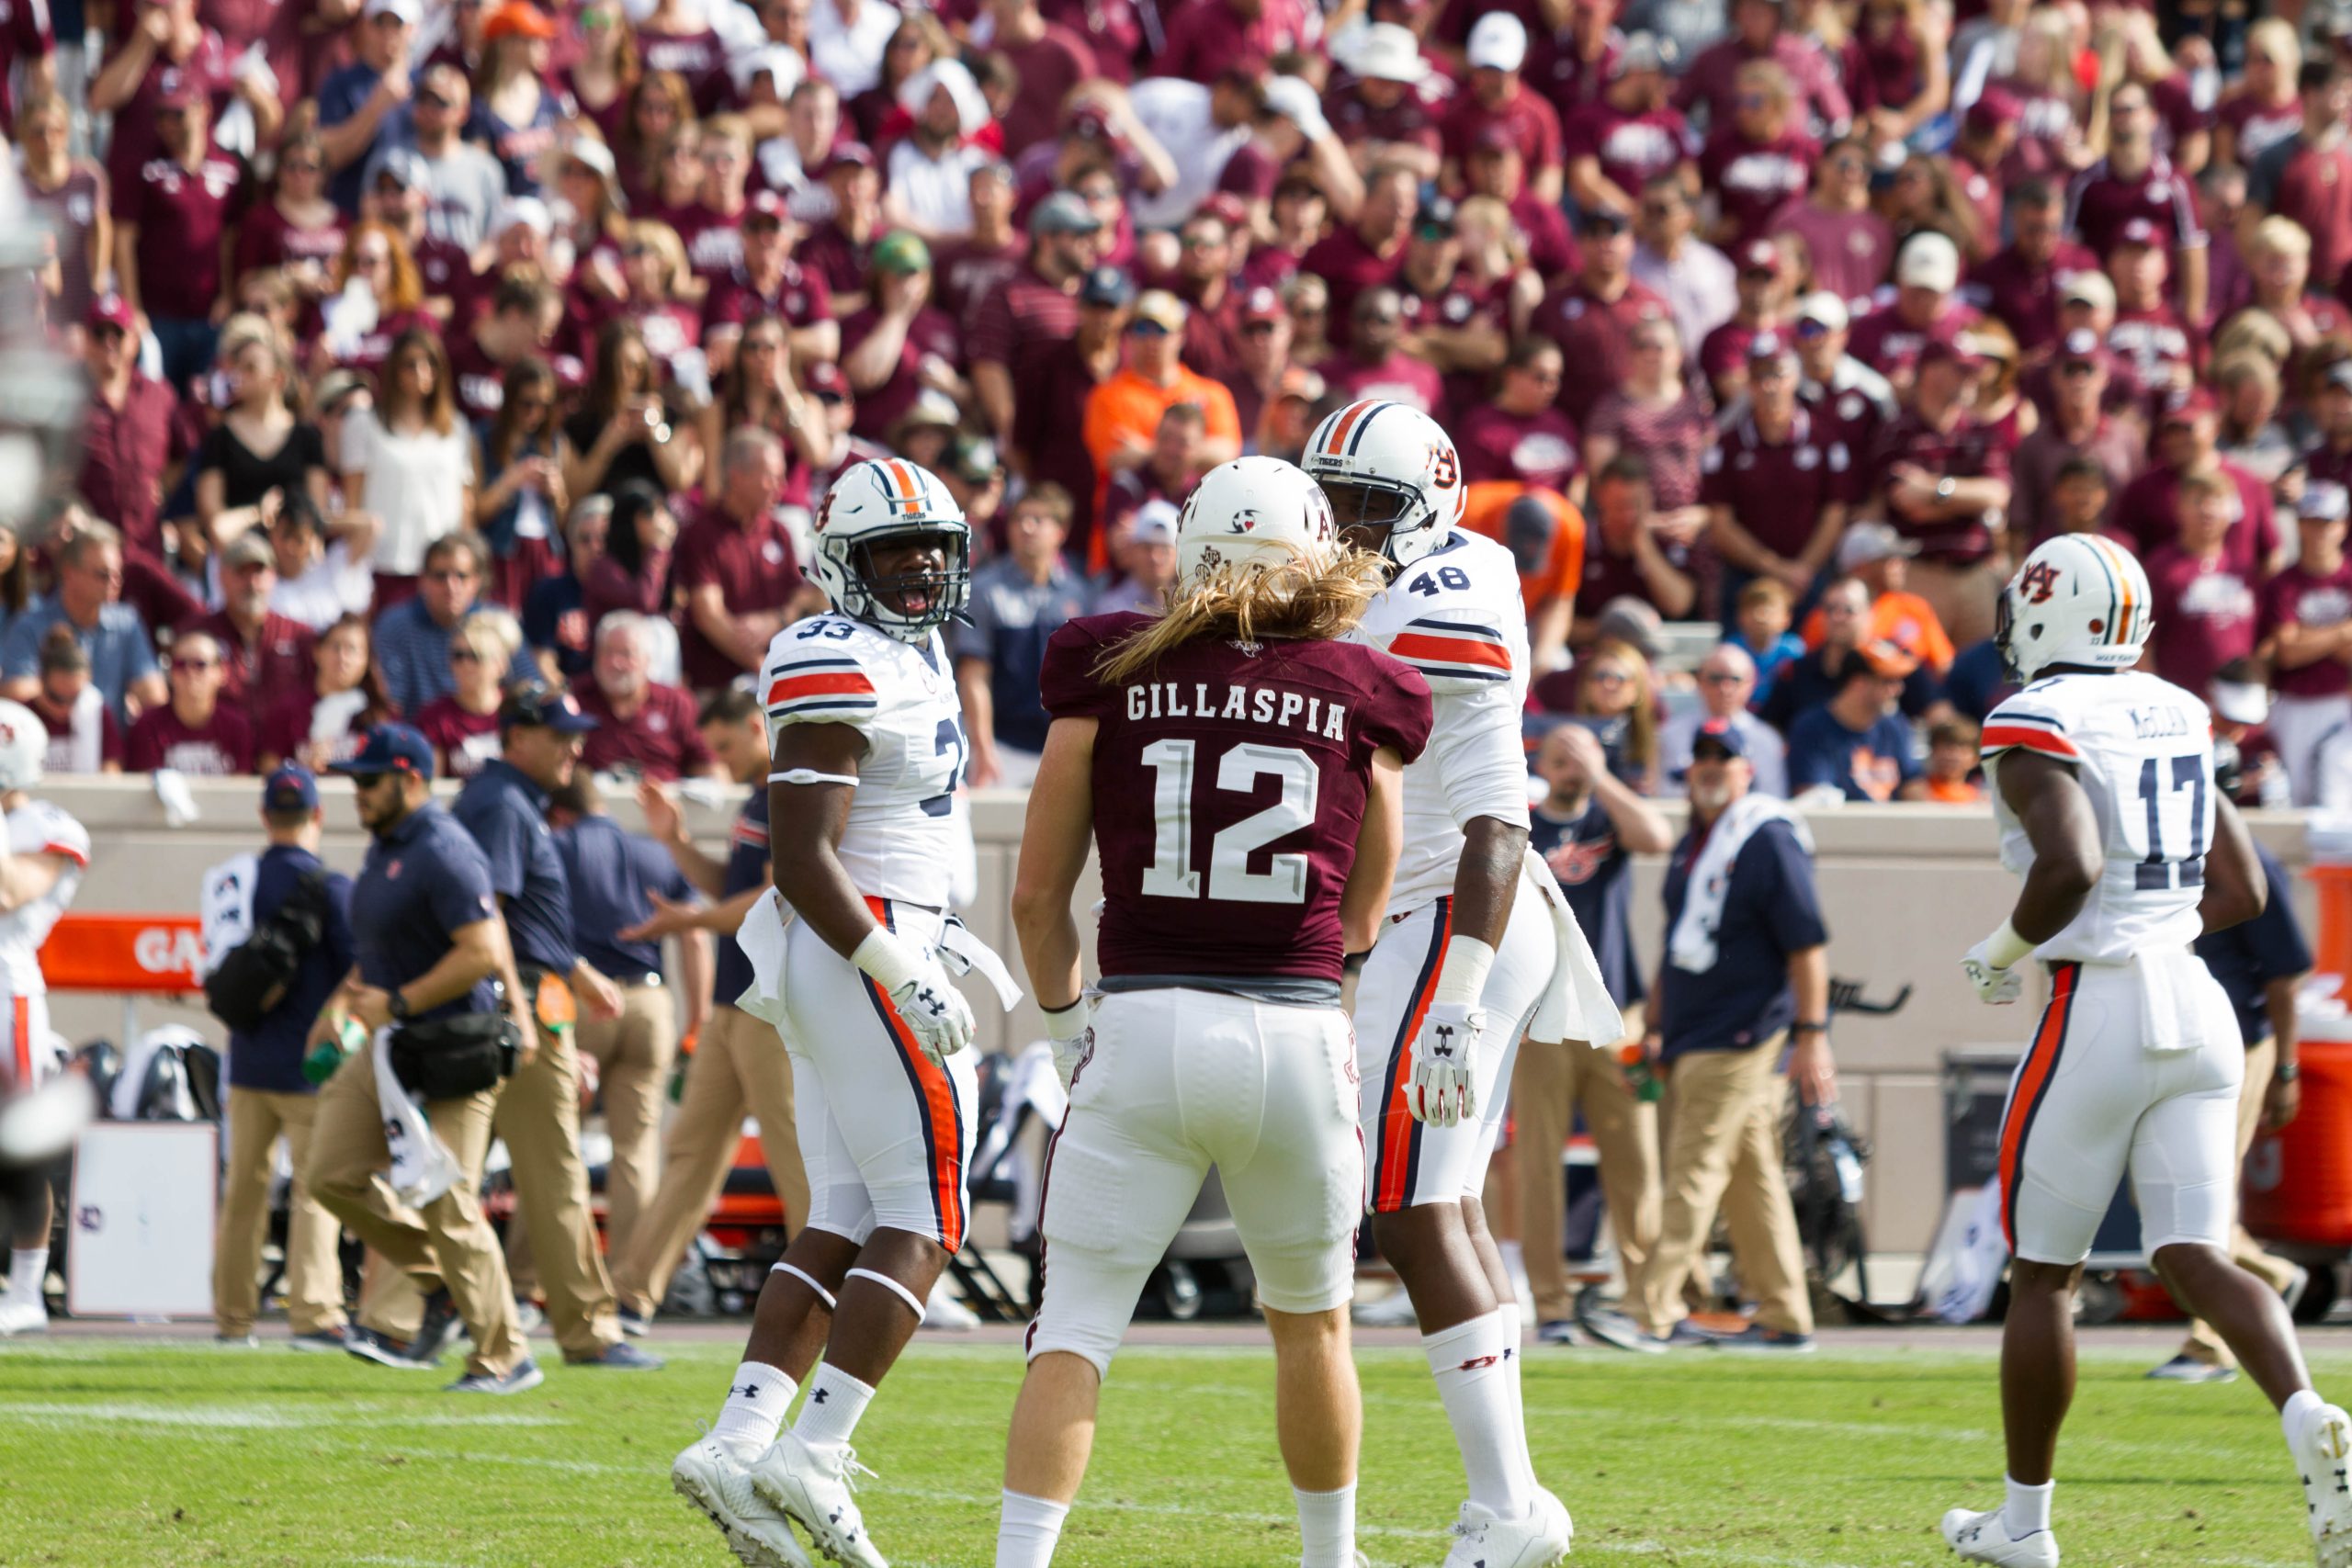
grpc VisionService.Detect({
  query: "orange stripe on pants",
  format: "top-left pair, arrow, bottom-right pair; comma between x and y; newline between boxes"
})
1997,962 -> 2078,1254
862,897 -> 966,1253
11,996 -> 28,1088
1374,901 -> 1452,1214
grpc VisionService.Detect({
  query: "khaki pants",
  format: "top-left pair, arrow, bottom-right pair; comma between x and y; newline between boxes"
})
303,1048 -> 525,1378
1632,1034 -> 1814,1338
1908,557 -> 2002,650
1512,1008 -> 1661,1325
575,982 -> 677,1262
2181,1037 -> 2304,1366
613,1005 -> 808,1317
212,1087 -> 346,1337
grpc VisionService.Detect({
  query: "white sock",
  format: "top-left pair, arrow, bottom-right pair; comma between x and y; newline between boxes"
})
1295,1483 -> 1356,1568
995,1489 -> 1069,1568
1500,1238 -> 1529,1295
1496,1300 -> 1539,1495
793,1361 -> 876,1450
1423,1311 -> 1532,1517
8,1247 -> 44,1303
2287,1388 -> 2327,1445
713,1360 -> 797,1447
2002,1475 -> 2052,1537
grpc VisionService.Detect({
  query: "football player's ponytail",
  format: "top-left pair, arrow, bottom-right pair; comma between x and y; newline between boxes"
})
1092,547 -> 1385,687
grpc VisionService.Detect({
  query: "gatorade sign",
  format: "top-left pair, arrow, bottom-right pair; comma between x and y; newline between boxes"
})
39,915 -> 206,994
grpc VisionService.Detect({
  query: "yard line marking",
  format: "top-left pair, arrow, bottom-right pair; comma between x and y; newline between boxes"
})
0,1400 -> 560,1431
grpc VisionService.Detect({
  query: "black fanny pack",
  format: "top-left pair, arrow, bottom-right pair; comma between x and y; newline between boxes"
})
389,1011 -> 521,1100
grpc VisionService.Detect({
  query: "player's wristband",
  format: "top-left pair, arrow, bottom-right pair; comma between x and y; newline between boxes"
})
1792,1021 -> 1827,1036
1983,919 -> 2034,971
850,927 -> 927,994
1431,934 -> 1498,1009
1342,951 -> 1369,977
1041,998 -> 1089,1044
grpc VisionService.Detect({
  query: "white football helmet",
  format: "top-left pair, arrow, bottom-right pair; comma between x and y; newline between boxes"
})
0,700 -> 41,793
810,457 -> 972,643
1996,533 -> 2153,682
1298,399 -> 1467,569
1176,456 -> 1339,580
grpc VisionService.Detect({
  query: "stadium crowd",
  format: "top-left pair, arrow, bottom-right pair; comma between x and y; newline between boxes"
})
1,0 -> 2348,817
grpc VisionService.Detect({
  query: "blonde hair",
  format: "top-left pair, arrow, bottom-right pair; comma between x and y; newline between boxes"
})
1577,638 -> 1657,774
2214,309 -> 2293,367
1092,550 -> 1385,686
2246,17 -> 2301,77
2251,215 -> 2313,263
452,606 -> 524,667
627,219 -> 692,297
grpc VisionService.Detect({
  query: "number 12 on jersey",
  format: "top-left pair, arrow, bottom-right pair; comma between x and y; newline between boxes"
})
1139,739 -> 1319,905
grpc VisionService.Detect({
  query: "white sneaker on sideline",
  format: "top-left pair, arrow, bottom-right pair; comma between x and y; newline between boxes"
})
1441,1497 -> 1572,1568
1352,1288 -> 1419,1328
673,1432 -> 813,1568
0,1297 -> 48,1337
749,1429 -> 887,1568
2290,1401 -> 2352,1568
1941,1506 -> 2060,1566
921,1279 -> 978,1331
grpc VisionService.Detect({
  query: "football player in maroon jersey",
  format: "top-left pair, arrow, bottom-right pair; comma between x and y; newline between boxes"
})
993,456 -> 1433,1568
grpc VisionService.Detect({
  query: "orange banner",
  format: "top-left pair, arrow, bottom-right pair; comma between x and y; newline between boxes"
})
38,914 -> 207,994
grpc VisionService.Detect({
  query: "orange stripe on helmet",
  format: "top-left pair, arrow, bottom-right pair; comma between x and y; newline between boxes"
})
1323,400 -> 1374,457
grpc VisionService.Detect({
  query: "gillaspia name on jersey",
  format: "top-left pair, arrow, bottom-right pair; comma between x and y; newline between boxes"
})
1123,676 -> 1353,741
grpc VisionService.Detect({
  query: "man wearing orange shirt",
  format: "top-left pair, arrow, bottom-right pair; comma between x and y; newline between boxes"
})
1462,480 -> 1586,671
1797,522 -> 1955,673
1080,290 -> 1242,531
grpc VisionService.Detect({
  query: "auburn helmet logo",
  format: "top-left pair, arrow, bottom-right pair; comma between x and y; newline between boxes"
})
2018,561 -> 2061,604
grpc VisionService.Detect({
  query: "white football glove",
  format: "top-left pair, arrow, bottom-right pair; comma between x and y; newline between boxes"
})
1042,997 -> 1092,1091
853,927 -> 977,1063
1961,941 -> 2024,1007
1408,1001 -> 1483,1127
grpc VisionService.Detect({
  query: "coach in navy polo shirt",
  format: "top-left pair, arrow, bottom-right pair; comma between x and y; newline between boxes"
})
449,682 -> 652,1371
209,764 -> 354,1349
1629,717 -> 1829,1352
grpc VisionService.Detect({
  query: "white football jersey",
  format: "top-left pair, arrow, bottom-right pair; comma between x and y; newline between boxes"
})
0,800 -> 88,995
1984,670 -> 2212,964
1350,528 -> 1534,919
761,613 -> 967,909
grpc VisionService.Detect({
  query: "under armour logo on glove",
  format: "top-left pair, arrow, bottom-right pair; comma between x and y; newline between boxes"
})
888,961 -> 977,1064
1409,1001 -> 1485,1129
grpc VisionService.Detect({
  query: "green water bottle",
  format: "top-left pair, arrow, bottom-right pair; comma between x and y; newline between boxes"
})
303,1018 -> 367,1086
1617,1043 -> 1664,1104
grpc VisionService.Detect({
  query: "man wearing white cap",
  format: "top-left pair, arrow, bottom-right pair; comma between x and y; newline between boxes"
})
1329,23 -> 1445,180
1846,231 -> 1983,391
1444,14 -> 1566,204
1792,290 -> 1897,460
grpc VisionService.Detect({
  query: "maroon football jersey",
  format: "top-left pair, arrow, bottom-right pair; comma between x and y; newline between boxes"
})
1041,613 -> 1433,987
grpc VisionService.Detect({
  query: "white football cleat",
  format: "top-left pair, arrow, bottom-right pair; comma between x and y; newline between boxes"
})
749,1429 -> 888,1568
2290,1401 -> 2352,1568
1442,1495 -> 1573,1568
1941,1506 -> 2060,1566
673,1432 -> 813,1568
0,1296 -> 48,1337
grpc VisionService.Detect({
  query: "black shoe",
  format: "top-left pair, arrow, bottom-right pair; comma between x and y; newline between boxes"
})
288,1325 -> 349,1353
617,1303 -> 651,1337
409,1289 -> 461,1365
1708,1324 -> 1815,1352
446,1356 -> 546,1394
566,1340 -> 664,1370
344,1325 -> 439,1370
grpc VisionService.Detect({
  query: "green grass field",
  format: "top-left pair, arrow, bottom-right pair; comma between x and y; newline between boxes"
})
0,1334 -> 2336,1567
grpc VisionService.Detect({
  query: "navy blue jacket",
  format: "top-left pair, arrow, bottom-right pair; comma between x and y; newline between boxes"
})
349,804 -> 502,1019
556,814 -> 693,983
2196,841 -> 2313,1048
455,758 -> 581,976
226,846 -> 355,1094
1657,814 -> 1827,1058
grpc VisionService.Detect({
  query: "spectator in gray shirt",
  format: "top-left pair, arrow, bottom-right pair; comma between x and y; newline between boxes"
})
952,483 -> 1091,786
364,64 -> 507,252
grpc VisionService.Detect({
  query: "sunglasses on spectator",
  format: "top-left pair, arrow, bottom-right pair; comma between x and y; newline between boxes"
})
450,648 -> 483,663
1793,319 -> 1830,340
1241,321 -> 1277,336
1586,669 -> 1631,686
356,248 -> 392,266
1701,671 -> 1746,686
2059,359 -> 2098,377
1127,321 -> 1172,336
284,159 -> 323,175
417,90 -> 454,110
175,658 -> 220,671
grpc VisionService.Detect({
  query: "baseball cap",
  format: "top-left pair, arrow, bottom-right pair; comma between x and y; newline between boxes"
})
900,389 -> 961,432
1131,499 -> 1180,545
2301,480 -> 2352,523
1837,520 -> 1918,571
1746,329 -> 1796,370
1065,103 -> 1123,146
222,532 -> 275,570
743,190 -> 791,228
564,137 -> 617,180
2113,216 -> 2163,252
2059,269 -> 2115,310
1596,595 -> 1663,660
372,147 -> 432,192
365,0 -> 422,22
1080,265 -> 1136,309
1612,31 -> 1663,76
499,682 -> 599,734
493,195 -> 553,241
1466,11 -> 1529,70
1577,204 -> 1632,235
2211,676 -> 2270,727
329,724 -> 436,780
1794,290 -> 1848,333
1415,192 -> 1459,240
947,432 -> 1000,485
87,292 -> 135,334
2328,360 -> 2352,397
1895,231 -> 1961,292
1239,285 -> 1283,324
2058,327 -> 2105,366
263,763 -> 320,815
1737,238 -> 1782,276
822,142 -> 876,177
156,74 -> 208,111
313,367 -> 369,414
1130,290 -> 1188,333
2161,384 -> 2217,424
1853,639 -> 1921,680
1965,85 -> 2022,134
484,2 -> 558,40
1030,190 -> 1104,236
1916,336 -> 1984,375
732,43 -> 807,96
873,230 -> 933,275
1690,716 -> 1750,761
1354,22 -> 1431,83
802,360 -> 848,400
1470,123 -> 1519,157
1275,365 -> 1327,403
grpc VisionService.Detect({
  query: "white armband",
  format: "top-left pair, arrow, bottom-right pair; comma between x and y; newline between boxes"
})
770,770 -> 860,787
851,925 -> 927,992
1431,934 -> 1498,1009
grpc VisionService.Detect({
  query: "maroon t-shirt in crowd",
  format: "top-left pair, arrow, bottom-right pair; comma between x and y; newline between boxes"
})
673,506 -> 806,690
930,232 -> 1029,325
1038,610 -> 1432,985
258,691 -> 388,769
1701,405 -> 1852,558
842,303 -> 962,442
2222,94 -> 2305,166
574,680 -> 716,781
2063,153 -> 2204,260
1532,275 -> 1669,426
413,231 -> 481,320
2114,460 -> 2279,579
1844,299 -> 1981,385
1325,76 -> 1452,155
994,27 -> 1097,158
2260,559 -> 2352,700
125,704 -> 255,776
635,25 -> 729,113
78,374 -> 183,553
413,697 -> 502,778
125,151 -> 245,320
1297,226 -> 1406,350
2105,303 -> 2205,412
1771,203 -> 1893,309
675,200 -> 751,278
1697,126 -> 1815,246
967,263 -> 1082,383
1456,404 -> 1581,491
232,200 -> 345,287
105,32 -> 233,203
1871,409 -> 2010,564
1318,350 -> 1446,418
1154,0 -> 1318,86
797,220 -> 874,302
1441,85 -> 1565,178
1561,103 -> 1690,205
178,608 -> 315,713
1963,239 -> 2098,356
2145,545 -> 2258,700
702,258 -> 834,341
